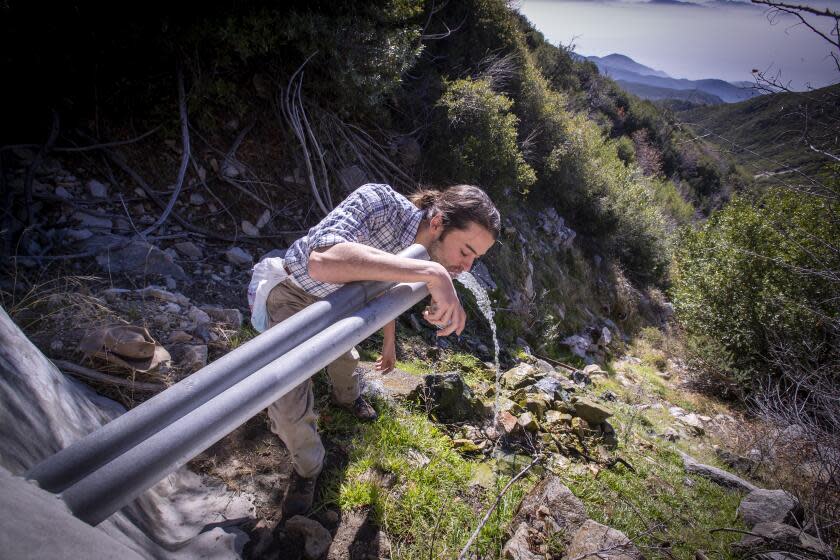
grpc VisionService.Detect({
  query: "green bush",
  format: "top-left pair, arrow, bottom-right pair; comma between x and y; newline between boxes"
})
672,184 -> 840,393
435,77 -> 536,196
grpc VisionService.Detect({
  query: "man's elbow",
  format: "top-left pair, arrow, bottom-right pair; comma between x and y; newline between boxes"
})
307,251 -> 327,282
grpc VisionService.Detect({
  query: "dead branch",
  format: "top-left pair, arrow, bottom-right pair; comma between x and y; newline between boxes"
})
53,359 -> 165,392
280,53 -> 332,216
141,65 -> 190,236
457,455 -> 542,560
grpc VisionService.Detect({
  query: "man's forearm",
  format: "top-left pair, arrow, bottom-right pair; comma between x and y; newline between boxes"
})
307,242 -> 444,285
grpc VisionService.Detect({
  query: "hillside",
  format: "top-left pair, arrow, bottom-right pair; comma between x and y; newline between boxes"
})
1,1 -> 837,558
678,83 -> 840,185
616,80 -> 723,105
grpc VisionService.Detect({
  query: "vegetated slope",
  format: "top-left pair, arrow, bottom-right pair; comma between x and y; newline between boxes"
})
678,83 -> 840,185
616,81 -> 723,105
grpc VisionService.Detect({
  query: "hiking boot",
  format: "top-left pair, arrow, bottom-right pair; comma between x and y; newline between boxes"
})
283,471 -> 317,518
336,396 -> 378,421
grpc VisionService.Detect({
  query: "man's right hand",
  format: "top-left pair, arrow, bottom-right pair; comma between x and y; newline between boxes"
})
423,264 -> 466,337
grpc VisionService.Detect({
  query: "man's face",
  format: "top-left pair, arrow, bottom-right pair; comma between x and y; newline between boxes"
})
427,221 -> 495,278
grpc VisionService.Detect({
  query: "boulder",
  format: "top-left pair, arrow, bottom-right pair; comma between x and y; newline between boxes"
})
362,367 -> 424,400
502,364 -> 539,390
678,451 -> 757,492
173,241 -> 203,260
411,372 -> 484,423
677,413 -> 705,435
201,306 -> 243,329
497,411 -> 520,436
566,520 -> 643,560
87,179 -> 108,198
517,412 -> 539,432
523,395 -> 549,420
733,522 -> 832,558
286,515 -> 332,560
225,246 -> 254,266
178,345 -> 208,371
511,475 -> 588,537
95,240 -> 186,279
530,376 -> 570,402
241,220 -> 259,237
562,335 -> 590,359
543,410 -> 572,431
572,398 -> 613,424
502,522 -> 543,560
738,489 -> 800,527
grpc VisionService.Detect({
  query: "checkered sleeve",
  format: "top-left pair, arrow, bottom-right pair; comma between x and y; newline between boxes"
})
283,184 -> 396,296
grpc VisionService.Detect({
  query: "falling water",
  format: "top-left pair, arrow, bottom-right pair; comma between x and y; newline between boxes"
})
455,272 -> 501,428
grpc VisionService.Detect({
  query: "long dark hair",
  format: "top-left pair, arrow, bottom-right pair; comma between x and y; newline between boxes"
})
410,185 -> 501,239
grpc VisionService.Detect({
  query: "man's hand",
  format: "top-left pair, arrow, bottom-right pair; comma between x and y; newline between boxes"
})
375,320 -> 396,373
423,267 -> 466,337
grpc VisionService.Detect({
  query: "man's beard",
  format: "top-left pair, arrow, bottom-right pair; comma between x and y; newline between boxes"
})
427,238 -> 459,278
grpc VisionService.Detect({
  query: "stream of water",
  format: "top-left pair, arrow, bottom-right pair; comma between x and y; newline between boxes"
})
455,272 -> 502,432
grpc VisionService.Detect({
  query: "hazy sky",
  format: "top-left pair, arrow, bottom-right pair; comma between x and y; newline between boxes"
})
517,0 -> 840,90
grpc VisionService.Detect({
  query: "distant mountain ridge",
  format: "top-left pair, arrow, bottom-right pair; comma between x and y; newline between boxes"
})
580,52 -> 761,104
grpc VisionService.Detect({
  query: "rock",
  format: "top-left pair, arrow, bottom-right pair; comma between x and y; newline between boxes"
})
562,335 -> 590,359
87,179 -> 108,198
567,520 -> 642,560
497,411 -> 520,435
188,306 -> 211,327
189,193 -> 205,205
410,372 -> 484,423
583,364 -> 606,376
598,327 -> 612,347
178,345 -> 208,371
715,448 -> 756,474
502,363 -> 539,390
517,411 -> 539,432
164,277 -> 177,291
471,261 -> 497,290
55,186 -> 72,199
261,248 -> 287,261
469,463 -> 496,488
502,523 -> 543,560
523,396 -> 549,420
738,489 -> 800,527
256,209 -> 271,229
678,451 -> 758,492
173,241 -> 203,260
733,522 -> 832,558
531,376 -> 569,402
95,241 -> 185,279
511,475 -> 588,537
533,359 -> 554,373
571,370 -> 593,386
73,211 -> 112,230
362,367 -> 423,400
241,220 -> 259,236
138,287 -> 190,306
660,428 -> 680,442
225,247 -> 253,266
285,515 -> 332,560
543,410 -> 572,430
677,413 -> 705,435
201,306 -> 243,329
168,330 -> 193,343
572,398 -> 613,424
326,507 -> 391,560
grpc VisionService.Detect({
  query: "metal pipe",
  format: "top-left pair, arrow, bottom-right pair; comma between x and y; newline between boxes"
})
60,280 -> 430,526
27,244 -> 429,493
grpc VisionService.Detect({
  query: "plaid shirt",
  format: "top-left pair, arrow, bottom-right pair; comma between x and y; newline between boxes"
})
284,183 -> 424,297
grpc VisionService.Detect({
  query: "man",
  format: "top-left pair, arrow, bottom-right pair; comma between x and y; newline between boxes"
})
265,182 -> 500,515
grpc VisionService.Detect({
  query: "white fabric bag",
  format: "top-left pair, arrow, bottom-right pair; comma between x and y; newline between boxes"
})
247,257 -> 289,332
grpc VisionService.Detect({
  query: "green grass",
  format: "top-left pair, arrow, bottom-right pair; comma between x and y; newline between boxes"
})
318,401 -> 536,559
561,434 -> 745,560
394,359 -> 433,376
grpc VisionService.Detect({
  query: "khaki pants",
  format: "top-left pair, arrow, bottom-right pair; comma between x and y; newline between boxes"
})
265,278 -> 361,478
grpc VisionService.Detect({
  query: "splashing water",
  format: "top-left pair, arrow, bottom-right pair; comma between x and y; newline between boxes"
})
455,272 -> 501,429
